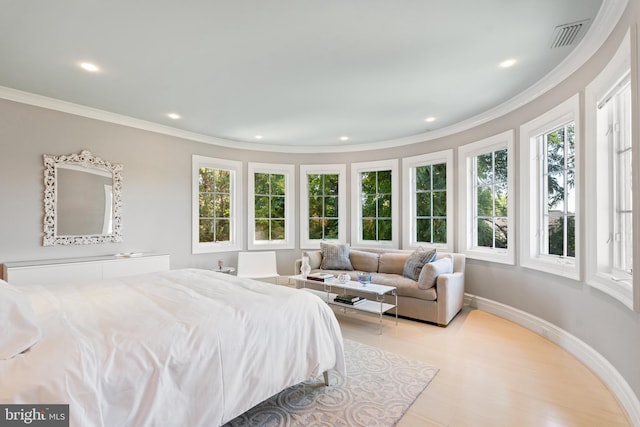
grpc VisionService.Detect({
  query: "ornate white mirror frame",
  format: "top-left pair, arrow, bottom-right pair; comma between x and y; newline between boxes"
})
43,150 -> 123,246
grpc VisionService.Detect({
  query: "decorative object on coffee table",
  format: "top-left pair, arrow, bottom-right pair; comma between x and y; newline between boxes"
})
357,272 -> 372,286
337,273 -> 350,284
300,255 -> 312,278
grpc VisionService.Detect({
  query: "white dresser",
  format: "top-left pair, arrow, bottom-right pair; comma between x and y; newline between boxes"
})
1,253 -> 170,286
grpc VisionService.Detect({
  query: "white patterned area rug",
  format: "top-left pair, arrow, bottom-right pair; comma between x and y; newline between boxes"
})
224,339 -> 438,427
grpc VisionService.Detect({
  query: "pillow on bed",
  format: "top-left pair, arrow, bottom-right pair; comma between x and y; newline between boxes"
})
0,280 -> 41,359
320,242 -> 354,270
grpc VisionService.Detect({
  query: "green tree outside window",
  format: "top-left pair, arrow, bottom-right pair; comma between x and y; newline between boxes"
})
307,173 -> 339,240
361,170 -> 392,241
415,163 -> 447,244
198,167 -> 231,243
543,122 -> 576,257
474,149 -> 508,248
254,172 -> 286,241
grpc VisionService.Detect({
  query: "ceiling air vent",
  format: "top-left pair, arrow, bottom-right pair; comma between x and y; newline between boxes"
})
549,19 -> 590,49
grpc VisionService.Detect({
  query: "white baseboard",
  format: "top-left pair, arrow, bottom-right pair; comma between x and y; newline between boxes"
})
465,293 -> 640,427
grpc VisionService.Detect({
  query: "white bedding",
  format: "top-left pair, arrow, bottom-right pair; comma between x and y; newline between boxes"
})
0,269 -> 345,426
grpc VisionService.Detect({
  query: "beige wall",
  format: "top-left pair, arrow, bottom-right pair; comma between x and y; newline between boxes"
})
0,0 -> 639,411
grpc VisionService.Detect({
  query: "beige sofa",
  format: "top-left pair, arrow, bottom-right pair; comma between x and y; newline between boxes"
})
295,247 -> 465,326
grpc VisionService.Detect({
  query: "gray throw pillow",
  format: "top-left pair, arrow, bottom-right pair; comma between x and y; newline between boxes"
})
402,247 -> 437,280
320,242 -> 354,270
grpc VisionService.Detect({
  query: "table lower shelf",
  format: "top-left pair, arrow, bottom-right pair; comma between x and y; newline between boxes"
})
301,288 -> 396,314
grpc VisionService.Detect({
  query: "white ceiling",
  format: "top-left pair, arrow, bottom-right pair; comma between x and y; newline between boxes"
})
0,0 -> 612,149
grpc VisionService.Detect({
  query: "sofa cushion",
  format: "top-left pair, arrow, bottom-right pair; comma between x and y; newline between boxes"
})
378,253 -> 408,275
402,247 -> 437,280
303,250 -> 323,269
371,273 -> 437,301
320,242 -> 354,270
350,250 -> 379,272
417,255 -> 453,290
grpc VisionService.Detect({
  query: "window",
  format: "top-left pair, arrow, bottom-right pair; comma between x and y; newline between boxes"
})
192,155 -> 242,253
520,95 -> 580,279
541,122 -> 576,258
351,160 -> 399,248
610,81 -> 633,275
254,172 -> 285,240
248,163 -> 295,250
458,131 -> 515,264
300,164 -> 346,249
361,170 -> 392,241
585,29 -> 635,310
402,150 -> 454,251
475,149 -> 509,250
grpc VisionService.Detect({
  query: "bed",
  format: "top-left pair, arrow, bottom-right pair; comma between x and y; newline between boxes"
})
0,268 -> 346,426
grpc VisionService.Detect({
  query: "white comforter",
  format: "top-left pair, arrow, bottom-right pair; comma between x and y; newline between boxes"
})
0,269 -> 345,426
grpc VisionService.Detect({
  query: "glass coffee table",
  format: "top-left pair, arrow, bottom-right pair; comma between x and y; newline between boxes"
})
289,274 -> 398,334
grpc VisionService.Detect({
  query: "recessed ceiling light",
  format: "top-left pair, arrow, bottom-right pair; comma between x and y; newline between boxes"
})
167,113 -> 181,120
339,136 -> 349,141
79,62 -> 100,72
425,117 -> 436,123
499,58 -> 517,68
255,135 -> 263,140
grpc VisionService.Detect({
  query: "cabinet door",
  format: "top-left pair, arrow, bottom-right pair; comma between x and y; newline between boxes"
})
102,255 -> 170,279
7,263 -> 102,285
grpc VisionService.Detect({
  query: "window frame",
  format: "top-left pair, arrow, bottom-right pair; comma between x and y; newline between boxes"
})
299,164 -> 347,249
584,29 -> 637,311
192,155 -> 243,254
351,159 -> 399,248
458,131 -> 515,264
247,162 -> 295,250
402,150 -> 454,252
540,121 -> 577,259
519,94 -> 581,279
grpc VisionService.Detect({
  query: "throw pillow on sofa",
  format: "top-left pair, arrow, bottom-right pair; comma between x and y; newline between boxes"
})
320,242 -> 354,270
303,250 -> 323,269
403,247 -> 437,280
417,255 -> 453,290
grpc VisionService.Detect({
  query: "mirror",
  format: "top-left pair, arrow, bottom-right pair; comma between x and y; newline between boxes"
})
43,150 -> 123,245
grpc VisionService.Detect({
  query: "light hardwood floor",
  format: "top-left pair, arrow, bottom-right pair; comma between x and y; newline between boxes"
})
336,306 -> 630,427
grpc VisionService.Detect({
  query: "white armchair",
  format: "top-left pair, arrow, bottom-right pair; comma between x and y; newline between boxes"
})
236,251 -> 280,284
